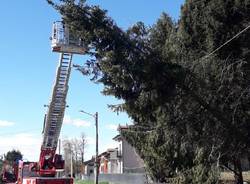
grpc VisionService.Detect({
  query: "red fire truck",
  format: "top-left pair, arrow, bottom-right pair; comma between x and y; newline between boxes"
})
1,21 -> 86,184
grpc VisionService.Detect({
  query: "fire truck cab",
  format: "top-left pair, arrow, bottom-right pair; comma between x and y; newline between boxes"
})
15,161 -> 73,184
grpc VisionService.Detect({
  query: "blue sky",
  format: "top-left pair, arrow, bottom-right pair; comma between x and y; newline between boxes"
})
0,0 -> 184,160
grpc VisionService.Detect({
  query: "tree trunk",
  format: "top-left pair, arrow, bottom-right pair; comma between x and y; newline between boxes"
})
234,158 -> 243,184
81,152 -> 84,164
234,171 -> 243,184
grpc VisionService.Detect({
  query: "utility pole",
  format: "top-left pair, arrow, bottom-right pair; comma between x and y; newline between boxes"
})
79,110 -> 99,184
95,112 -> 99,184
71,151 -> 73,178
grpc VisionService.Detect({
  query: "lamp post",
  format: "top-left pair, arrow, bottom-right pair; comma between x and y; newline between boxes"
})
79,110 -> 99,184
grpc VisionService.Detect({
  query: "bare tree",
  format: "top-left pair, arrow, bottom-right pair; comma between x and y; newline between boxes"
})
62,139 -> 73,175
80,133 -> 87,164
62,133 -> 87,177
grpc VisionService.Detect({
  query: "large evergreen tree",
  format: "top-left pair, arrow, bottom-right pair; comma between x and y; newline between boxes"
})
178,1 -> 250,183
48,0 -> 250,183
179,0 -> 250,60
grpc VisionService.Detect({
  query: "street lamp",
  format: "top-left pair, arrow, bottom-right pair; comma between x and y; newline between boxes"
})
79,110 -> 99,184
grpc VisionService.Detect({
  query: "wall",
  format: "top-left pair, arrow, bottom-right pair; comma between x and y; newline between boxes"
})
122,139 -> 145,173
82,173 -> 147,184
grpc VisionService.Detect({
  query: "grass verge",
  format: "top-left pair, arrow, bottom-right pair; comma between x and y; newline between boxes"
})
74,180 -> 109,184
221,171 -> 250,182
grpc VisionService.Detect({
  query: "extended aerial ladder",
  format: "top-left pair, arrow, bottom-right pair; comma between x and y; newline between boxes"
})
1,21 -> 86,184
39,52 -> 73,177
39,21 -> 85,177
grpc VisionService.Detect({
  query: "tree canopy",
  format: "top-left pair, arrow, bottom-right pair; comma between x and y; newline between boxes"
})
4,150 -> 22,165
48,0 -> 250,183
0,150 -> 22,184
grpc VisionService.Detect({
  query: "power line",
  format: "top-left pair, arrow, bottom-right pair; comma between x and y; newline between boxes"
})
199,23 -> 250,62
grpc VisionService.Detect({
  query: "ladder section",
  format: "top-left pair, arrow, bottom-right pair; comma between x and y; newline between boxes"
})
42,53 -> 73,149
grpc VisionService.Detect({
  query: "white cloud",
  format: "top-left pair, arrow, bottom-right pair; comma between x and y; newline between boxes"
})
0,133 -> 41,161
63,115 -> 91,127
0,120 -> 15,127
106,124 -> 118,131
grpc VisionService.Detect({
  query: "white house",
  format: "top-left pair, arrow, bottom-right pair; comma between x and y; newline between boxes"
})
84,125 -> 145,175
113,125 -> 145,173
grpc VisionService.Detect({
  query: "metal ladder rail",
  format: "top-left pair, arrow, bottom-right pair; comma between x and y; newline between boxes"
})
42,53 -> 73,149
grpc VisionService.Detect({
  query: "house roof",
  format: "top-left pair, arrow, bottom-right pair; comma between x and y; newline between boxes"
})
113,134 -> 121,141
113,124 -> 134,141
86,148 -> 119,163
107,148 -> 117,152
118,124 -> 130,131
84,158 -> 95,165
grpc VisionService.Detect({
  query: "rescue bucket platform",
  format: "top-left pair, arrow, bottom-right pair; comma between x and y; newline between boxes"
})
51,21 -> 86,54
